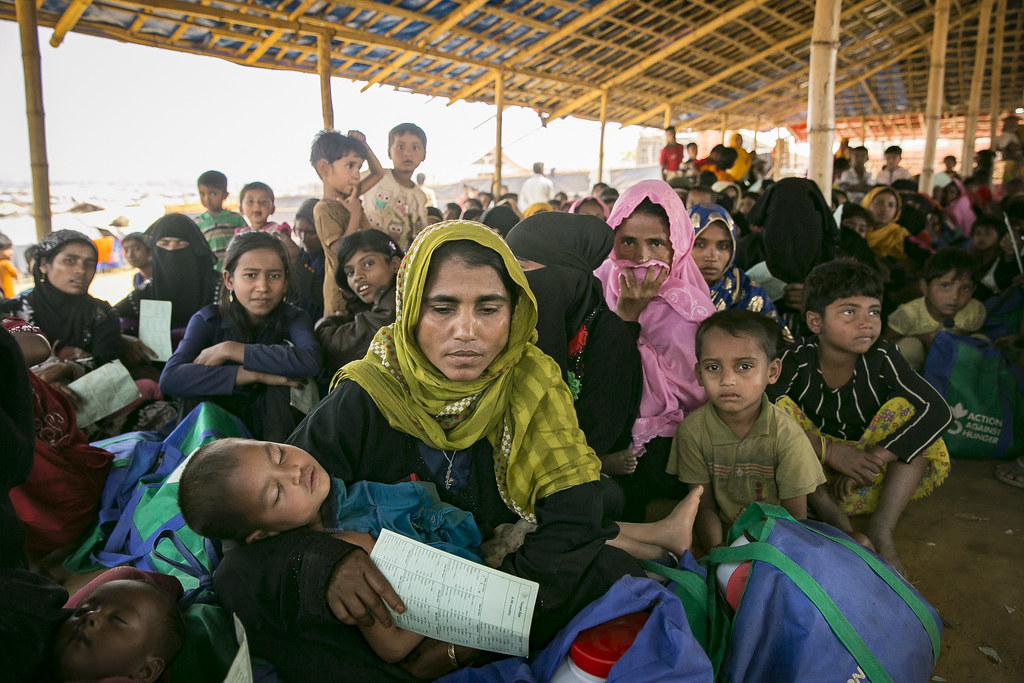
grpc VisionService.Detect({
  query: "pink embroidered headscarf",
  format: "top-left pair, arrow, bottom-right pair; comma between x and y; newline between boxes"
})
569,196 -> 610,220
595,180 -> 714,453
942,178 -> 976,238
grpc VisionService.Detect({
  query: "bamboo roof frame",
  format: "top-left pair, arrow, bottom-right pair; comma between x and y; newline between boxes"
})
2,0 -> 1022,140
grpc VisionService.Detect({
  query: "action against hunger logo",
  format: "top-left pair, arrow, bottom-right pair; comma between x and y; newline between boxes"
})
946,402 -> 1002,444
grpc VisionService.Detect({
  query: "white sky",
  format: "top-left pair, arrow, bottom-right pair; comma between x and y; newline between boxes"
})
0,22 -> 653,194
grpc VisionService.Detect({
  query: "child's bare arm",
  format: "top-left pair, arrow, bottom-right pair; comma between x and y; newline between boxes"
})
349,130 -> 385,195
330,531 -> 377,554
695,492 -> 723,551
780,495 -> 808,520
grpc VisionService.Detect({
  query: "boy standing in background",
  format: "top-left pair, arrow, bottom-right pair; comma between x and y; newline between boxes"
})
311,130 -> 384,317
361,123 -> 429,251
194,170 -> 247,268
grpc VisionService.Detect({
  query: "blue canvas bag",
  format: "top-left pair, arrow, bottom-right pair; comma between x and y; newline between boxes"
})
437,575 -> 713,682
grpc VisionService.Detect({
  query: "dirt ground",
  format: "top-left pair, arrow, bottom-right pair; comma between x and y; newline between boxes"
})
653,458 -> 1023,682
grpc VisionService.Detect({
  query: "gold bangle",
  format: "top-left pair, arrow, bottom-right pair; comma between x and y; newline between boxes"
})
448,643 -> 460,669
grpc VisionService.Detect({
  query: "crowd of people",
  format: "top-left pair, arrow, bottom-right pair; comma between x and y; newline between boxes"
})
1,117 -> 1023,681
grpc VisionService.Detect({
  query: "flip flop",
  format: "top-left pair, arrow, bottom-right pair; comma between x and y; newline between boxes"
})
994,457 -> 1024,489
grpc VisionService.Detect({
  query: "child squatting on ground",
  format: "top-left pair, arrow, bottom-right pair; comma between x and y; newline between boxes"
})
885,247 -> 987,371
766,259 -> 953,576
177,438 -> 704,664
669,309 -> 826,553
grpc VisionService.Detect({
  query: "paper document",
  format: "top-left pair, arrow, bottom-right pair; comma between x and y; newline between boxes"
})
370,529 -> 538,657
67,360 -> 141,427
222,615 -> 253,683
290,380 -> 319,415
139,299 -> 174,361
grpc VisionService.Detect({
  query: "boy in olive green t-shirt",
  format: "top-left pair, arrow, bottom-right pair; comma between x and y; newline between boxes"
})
668,310 -> 825,552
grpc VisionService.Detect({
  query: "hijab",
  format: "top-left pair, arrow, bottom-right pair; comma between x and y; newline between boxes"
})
145,214 -> 217,328
337,221 -> 599,522
523,202 -> 552,218
862,186 -> 910,260
746,177 -> 839,283
26,230 -> 109,357
942,178 -> 976,238
595,180 -> 714,452
568,196 -> 610,220
505,212 -> 613,376
480,204 -> 520,238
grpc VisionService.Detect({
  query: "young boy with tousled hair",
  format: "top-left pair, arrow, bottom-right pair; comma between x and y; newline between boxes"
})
361,123 -> 429,252
767,258 -> 953,576
669,310 -> 825,551
194,170 -> 247,268
310,129 -> 385,317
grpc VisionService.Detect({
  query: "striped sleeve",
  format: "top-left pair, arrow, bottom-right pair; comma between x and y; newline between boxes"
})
873,340 -> 952,462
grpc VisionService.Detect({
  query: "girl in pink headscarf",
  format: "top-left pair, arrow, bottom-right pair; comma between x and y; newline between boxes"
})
596,180 -> 715,520
939,178 -> 976,238
569,196 -> 610,220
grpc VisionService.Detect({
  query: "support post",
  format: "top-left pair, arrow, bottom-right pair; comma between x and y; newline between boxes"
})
807,0 -> 842,201
493,70 -> 504,199
598,89 -> 608,184
990,0 -> 1006,145
753,116 -> 760,151
919,0 -> 950,195
962,0 -> 993,174
721,114 -> 728,143
319,32 -> 334,129
16,0 -> 51,241
663,103 -> 671,129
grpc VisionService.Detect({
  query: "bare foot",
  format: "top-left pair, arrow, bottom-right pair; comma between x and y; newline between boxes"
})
601,449 -> 638,476
866,530 -> 906,577
995,457 -> 1024,489
655,485 -> 703,557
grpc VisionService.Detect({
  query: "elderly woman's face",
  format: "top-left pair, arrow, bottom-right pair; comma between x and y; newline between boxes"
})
40,242 -> 97,295
416,258 -> 512,381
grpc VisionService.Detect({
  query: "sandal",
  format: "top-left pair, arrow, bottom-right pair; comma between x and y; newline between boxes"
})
994,457 -> 1024,489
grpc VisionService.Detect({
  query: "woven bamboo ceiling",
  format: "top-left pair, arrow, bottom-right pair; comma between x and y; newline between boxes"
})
3,0 -> 1022,139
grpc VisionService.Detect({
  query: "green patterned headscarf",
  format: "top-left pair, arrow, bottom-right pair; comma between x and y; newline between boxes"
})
335,221 -> 599,521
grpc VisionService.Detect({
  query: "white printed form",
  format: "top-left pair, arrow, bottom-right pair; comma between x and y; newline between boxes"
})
139,299 -> 173,361
369,529 -> 538,657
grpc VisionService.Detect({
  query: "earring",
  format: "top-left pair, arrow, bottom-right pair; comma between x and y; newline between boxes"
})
229,291 -> 235,303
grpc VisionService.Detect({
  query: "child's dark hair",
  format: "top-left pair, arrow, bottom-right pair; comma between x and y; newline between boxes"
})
0,232 -> 11,250
334,229 -> 404,293
884,145 -> 903,157
427,206 -> 443,220
197,170 -> 228,191
695,309 -> 785,361
388,122 -> 427,148
464,197 -> 483,211
221,231 -> 290,341
121,231 -> 151,250
178,438 -> 253,541
426,239 -> 519,311
629,197 -> 670,230
802,258 -> 884,317
972,214 -> 1007,238
296,197 -> 319,225
147,583 -> 186,667
463,208 -> 484,221
839,203 -> 871,225
240,181 -> 274,205
309,130 -> 368,168
665,125 -> 676,135
600,187 -> 620,206
923,247 -> 977,283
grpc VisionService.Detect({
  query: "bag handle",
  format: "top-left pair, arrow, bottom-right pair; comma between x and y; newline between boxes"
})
152,528 -> 219,607
640,560 -> 711,644
713,541 -> 891,683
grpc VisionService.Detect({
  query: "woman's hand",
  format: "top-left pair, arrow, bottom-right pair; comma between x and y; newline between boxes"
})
194,341 -> 245,366
121,335 -> 157,367
616,265 -> 668,322
235,367 -> 301,387
55,344 -> 88,362
326,549 -> 405,628
782,283 -> 804,310
34,361 -> 76,385
829,443 -> 887,484
400,640 -> 479,679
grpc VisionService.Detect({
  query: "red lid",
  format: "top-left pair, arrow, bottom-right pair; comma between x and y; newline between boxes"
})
725,560 -> 752,611
569,611 -> 650,678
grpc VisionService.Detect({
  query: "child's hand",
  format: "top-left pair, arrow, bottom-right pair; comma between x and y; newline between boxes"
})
829,473 -> 857,501
275,231 -> 301,263
347,130 -> 366,144
829,442 -> 885,484
194,341 -> 244,366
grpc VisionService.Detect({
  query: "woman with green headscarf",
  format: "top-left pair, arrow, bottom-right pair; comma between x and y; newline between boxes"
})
213,221 -> 647,680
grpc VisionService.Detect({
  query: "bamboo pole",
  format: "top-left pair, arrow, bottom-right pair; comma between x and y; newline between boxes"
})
663,103 -> 671,129
990,0 -> 1006,145
493,70 -> 503,199
319,32 -> 334,129
753,115 -> 760,151
919,0 -> 950,195
598,90 -> 608,184
721,114 -> 728,144
807,0 -> 842,202
16,0 -> 51,241
962,0 -> 994,172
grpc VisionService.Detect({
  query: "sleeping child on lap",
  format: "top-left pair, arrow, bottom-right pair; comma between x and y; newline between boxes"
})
178,438 -> 704,664
669,310 -> 825,552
